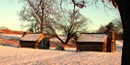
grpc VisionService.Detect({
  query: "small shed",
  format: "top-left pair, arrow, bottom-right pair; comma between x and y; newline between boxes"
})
76,33 -> 108,52
19,34 -> 50,49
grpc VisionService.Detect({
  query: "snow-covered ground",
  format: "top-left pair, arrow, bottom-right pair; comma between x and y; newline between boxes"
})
0,40 -> 122,65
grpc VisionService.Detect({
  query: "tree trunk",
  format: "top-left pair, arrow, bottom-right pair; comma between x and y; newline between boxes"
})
40,20 -> 43,33
117,0 -> 130,65
64,35 -> 72,44
40,4 -> 44,33
55,35 -> 65,44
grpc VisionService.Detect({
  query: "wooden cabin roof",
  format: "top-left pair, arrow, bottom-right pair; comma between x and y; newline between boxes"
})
20,34 -> 45,41
77,33 -> 107,43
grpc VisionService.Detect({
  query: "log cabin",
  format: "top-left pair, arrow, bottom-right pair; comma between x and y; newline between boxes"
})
19,34 -> 50,49
76,33 -> 108,52
76,32 -> 116,52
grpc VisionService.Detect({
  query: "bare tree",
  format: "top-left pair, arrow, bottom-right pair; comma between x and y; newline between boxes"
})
46,10 -> 88,44
19,0 -> 57,33
96,25 -> 107,33
113,19 -> 123,34
44,0 -> 88,44
96,19 -> 122,34
19,0 -> 89,44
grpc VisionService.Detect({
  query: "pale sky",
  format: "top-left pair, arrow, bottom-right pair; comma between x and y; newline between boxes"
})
0,0 -> 23,31
0,0 -> 120,31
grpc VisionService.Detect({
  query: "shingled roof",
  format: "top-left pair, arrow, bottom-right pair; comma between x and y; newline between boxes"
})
77,33 -> 108,42
20,34 -> 45,41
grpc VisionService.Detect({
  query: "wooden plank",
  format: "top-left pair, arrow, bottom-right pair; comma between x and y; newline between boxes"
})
35,34 -> 45,48
102,36 -> 108,52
